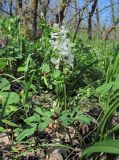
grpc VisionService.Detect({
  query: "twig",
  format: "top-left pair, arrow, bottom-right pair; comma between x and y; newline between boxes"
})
1,8 -> 13,16
67,1 -> 119,25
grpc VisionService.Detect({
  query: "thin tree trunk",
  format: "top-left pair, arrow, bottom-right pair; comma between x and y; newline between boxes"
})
110,0 -> 115,25
73,14 -> 82,42
110,0 -> 116,39
96,5 -> 100,27
55,0 -> 66,24
41,0 -> 50,20
96,5 -> 101,38
104,26 -> 115,41
55,0 -> 71,25
30,0 -> 39,37
9,0 -> 13,16
87,0 -> 98,39
73,0 -> 89,42
74,0 -> 78,28
0,0 -> 3,16
21,0 -> 42,39
16,0 -> 22,16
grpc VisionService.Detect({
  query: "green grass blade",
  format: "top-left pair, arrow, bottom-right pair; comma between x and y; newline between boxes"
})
81,140 -> 119,159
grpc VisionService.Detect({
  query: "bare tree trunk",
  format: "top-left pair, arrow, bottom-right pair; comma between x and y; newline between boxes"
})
87,0 -> 98,39
0,0 -> 3,16
30,0 -> 39,37
73,12 -> 82,42
55,0 -> 71,25
15,0 -> 22,16
74,0 -> 78,28
21,0 -> 39,39
103,26 -> 115,41
110,0 -> 116,39
55,0 -> 66,24
96,5 -> 100,27
73,0 -> 89,42
96,5 -> 101,38
41,0 -> 50,20
110,0 -> 115,25
9,0 -> 13,16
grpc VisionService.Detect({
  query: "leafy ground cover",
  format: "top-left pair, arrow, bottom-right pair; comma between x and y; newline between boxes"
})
1,18 -> 119,160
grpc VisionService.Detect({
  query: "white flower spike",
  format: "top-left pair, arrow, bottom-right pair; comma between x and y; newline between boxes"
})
50,24 -> 74,69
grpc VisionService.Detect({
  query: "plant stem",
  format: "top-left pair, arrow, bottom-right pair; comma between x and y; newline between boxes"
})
63,72 -> 67,110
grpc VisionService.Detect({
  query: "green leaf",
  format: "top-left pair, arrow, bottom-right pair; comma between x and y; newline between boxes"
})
0,126 -> 6,132
96,83 -> 113,95
2,119 -> 18,127
35,107 -> 45,116
25,114 -> 41,124
108,124 -> 119,135
25,53 -> 32,73
43,76 -> 48,87
0,92 -> 20,105
44,111 -> 52,117
24,72 -> 35,102
12,146 -> 19,153
74,115 -> 92,124
17,66 -> 27,72
61,110 -> 70,117
41,64 -> 50,73
96,82 -> 119,95
5,105 -> 18,115
61,119 -> 70,128
0,78 -> 10,91
98,96 -> 119,136
0,58 -> 8,69
41,117 -> 52,122
81,139 -> 119,159
16,125 -> 37,141
52,70 -> 61,79
38,121 -> 49,131
59,116 -> 71,128
59,110 -> 72,127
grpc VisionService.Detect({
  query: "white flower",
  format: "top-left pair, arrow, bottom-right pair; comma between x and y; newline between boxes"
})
51,33 -> 58,39
60,25 -> 68,35
64,38 -> 70,45
53,23 -> 60,32
67,53 -> 74,67
53,23 -> 59,29
40,12 -> 44,18
51,57 -> 60,69
50,24 -> 74,69
50,40 -> 58,49
51,57 -> 60,65
60,45 -> 69,56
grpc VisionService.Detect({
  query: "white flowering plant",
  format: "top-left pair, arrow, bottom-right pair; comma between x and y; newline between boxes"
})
48,23 -> 75,110
50,23 -> 74,70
